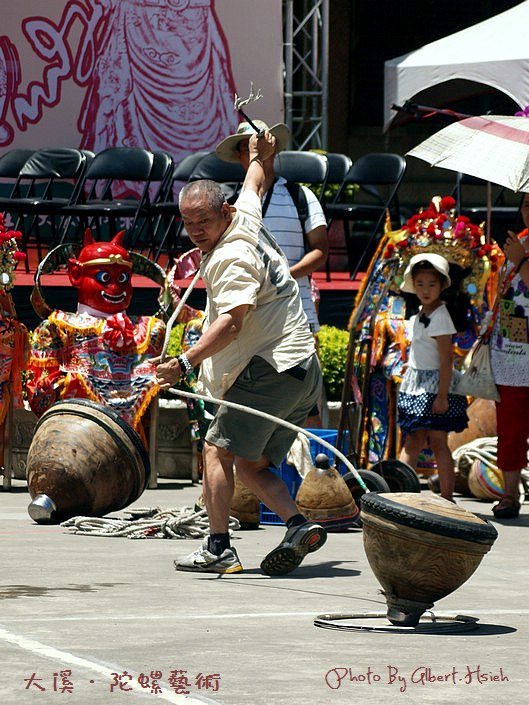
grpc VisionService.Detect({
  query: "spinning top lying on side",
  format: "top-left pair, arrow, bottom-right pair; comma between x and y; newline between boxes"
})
467,460 -> 505,501
361,492 -> 497,626
26,399 -> 150,523
295,453 -> 360,531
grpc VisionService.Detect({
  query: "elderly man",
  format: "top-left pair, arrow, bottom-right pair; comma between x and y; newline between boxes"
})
153,131 -> 326,575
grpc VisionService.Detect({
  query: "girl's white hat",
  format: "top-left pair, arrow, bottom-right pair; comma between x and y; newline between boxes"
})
400,252 -> 451,293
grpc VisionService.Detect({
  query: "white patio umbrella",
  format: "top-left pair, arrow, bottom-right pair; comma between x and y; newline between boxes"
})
407,115 -> 529,193
407,115 -> 529,240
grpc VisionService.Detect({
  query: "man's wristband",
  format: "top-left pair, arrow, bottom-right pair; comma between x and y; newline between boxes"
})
177,353 -> 194,376
515,254 -> 529,274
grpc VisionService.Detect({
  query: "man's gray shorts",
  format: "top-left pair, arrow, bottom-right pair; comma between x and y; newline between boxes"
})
205,354 -> 322,467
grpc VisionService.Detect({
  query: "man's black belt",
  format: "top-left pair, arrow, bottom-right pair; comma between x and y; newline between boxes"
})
285,363 -> 308,381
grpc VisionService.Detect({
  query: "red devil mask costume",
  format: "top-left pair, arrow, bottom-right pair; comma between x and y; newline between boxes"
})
27,230 -> 165,438
67,229 -> 133,315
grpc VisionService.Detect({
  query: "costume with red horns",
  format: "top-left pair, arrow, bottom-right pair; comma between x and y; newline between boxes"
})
26,231 -> 165,439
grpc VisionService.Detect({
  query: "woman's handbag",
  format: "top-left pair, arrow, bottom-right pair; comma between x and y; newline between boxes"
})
455,335 -> 500,402
454,259 -> 521,403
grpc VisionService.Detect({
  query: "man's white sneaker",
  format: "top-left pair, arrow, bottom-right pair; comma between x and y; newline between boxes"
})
174,538 -> 243,574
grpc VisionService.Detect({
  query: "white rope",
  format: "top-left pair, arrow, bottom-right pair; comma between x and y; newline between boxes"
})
451,436 -> 529,502
452,436 -> 499,474
61,506 -> 240,540
452,434 -> 529,473
166,387 -> 367,489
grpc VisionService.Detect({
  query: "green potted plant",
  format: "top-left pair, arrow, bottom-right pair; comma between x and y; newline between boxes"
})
316,323 -> 349,403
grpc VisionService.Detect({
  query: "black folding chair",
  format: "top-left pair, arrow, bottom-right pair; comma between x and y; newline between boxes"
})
325,153 -> 407,280
0,148 -> 38,236
57,147 -> 156,244
273,150 -> 329,202
0,148 -> 88,269
0,148 -> 37,198
188,152 -> 246,200
321,153 -> 353,280
325,152 -> 353,189
161,151 -> 210,200
150,150 -> 209,265
126,150 -> 174,254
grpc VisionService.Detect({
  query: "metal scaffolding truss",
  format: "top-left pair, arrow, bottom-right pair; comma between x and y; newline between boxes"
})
283,0 -> 329,151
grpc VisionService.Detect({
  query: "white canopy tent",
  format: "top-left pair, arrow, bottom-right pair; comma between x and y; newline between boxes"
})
384,1 -> 529,132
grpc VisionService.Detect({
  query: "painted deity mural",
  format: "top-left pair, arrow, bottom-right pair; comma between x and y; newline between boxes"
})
0,1 -> 241,179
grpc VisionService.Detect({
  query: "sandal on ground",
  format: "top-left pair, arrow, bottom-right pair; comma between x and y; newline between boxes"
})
492,496 -> 521,519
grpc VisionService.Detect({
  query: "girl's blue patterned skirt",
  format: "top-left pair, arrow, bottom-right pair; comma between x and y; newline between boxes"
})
397,367 -> 468,434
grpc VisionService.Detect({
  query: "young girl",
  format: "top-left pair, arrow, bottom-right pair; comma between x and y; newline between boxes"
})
397,253 -> 468,502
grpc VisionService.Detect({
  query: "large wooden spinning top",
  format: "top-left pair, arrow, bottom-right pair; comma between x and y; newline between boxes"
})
26,399 -> 150,523
295,453 -> 360,531
361,492 -> 497,626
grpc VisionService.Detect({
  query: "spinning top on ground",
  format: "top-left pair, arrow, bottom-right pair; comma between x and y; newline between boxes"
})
295,453 -> 360,531
26,399 -> 150,523
230,472 -> 261,529
467,459 -> 504,500
361,492 -> 497,626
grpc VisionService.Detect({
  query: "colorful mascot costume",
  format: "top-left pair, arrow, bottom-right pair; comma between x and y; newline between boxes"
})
26,230 -> 165,442
0,218 -> 29,485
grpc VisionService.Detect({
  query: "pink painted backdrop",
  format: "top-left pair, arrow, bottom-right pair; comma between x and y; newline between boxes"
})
0,0 -> 283,164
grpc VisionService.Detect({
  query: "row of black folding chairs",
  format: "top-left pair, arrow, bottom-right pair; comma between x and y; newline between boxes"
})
0,146 -> 328,268
0,147 -> 175,270
148,149 -> 408,277
0,146 -> 409,277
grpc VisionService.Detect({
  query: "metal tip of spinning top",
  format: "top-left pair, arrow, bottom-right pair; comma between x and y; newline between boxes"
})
386,595 -> 434,627
28,494 -> 57,524
314,453 -> 330,470
386,607 -> 424,627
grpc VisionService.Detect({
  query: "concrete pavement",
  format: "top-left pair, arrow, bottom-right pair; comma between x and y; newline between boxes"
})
0,476 -> 526,705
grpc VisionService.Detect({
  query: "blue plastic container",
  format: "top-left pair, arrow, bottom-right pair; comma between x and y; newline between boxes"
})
305,428 -> 339,464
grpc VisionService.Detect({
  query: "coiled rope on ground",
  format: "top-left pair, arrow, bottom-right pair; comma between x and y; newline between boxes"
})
61,506 -> 240,540
451,436 -> 529,494
452,436 -> 499,475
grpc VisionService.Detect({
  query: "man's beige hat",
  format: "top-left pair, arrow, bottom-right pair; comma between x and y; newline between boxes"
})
400,252 -> 451,293
215,119 -> 290,163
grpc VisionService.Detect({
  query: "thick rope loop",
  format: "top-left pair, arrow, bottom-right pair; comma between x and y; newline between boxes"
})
61,506 -> 240,540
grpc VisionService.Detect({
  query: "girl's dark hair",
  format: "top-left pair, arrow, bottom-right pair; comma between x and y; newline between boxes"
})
407,260 -> 473,333
411,260 -> 448,287
443,263 -> 473,334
